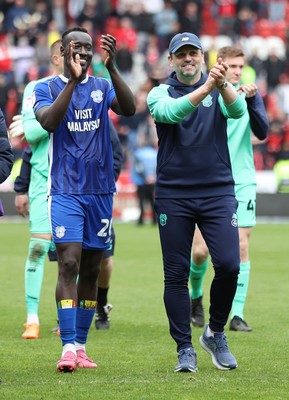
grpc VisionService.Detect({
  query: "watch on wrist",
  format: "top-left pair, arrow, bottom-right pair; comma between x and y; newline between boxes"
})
219,81 -> 228,90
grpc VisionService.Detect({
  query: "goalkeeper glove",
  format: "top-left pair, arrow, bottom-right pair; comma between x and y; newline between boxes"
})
9,114 -> 24,137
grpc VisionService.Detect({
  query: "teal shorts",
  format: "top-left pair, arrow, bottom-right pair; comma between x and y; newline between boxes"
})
235,184 -> 256,228
29,192 -> 51,234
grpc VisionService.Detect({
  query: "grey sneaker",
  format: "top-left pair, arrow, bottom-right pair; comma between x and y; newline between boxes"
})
191,296 -> 205,327
230,316 -> 252,332
94,304 -> 112,330
174,347 -> 198,373
199,324 -> 238,370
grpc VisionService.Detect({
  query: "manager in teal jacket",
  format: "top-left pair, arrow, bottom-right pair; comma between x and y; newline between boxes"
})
147,32 -> 247,373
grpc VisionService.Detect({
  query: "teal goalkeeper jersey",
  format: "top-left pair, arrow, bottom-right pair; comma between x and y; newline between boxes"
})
22,77 -> 51,197
227,87 -> 268,187
227,91 -> 254,186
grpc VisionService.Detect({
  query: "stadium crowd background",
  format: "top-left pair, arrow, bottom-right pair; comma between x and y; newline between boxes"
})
1,0 -> 289,185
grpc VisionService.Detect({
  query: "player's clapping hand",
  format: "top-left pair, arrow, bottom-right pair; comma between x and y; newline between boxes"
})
68,40 -> 83,81
100,34 -> 117,69
9,114 -> 24,138
238,83 -> 258,98
206,57 -> 228,91
212,58 -> 228,86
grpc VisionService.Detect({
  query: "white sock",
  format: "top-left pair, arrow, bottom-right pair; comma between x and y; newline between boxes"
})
27,314 -> 39,325
62,343 -> 76,357
75,342 -> 86,352
206,325 -> 214,337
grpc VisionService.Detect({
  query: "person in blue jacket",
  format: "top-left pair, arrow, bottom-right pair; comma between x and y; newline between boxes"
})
0,108 -> 14,216
131,136 -> 157,225
147,32 -> 247,373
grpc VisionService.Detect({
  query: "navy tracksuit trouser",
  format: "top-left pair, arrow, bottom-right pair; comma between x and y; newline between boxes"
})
154,196 -> 240,351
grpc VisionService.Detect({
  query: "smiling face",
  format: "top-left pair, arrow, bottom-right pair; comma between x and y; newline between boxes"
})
168,45 -> 204,85
61,30 -> 93,79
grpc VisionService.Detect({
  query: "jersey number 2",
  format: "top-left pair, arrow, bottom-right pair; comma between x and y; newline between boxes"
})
97,219 -> 112,237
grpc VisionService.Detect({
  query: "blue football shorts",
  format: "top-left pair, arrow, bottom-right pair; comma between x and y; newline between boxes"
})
48,194 -> 113,250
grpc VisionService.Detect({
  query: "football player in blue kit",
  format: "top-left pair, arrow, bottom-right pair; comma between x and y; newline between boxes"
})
33,26 -> 135,372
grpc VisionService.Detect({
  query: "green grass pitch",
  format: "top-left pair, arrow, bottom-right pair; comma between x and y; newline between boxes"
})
0,221 -> 288,399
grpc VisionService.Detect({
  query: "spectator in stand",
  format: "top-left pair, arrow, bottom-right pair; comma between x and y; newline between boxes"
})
264,48 -> 286,93
275,73 -> 289,118
9,36 -> 35,85
143,35 -> 161,74
248,48 -> 266,81
115,0 -> 142,16
204,37 -> 218,71
117,89 -> 150,163
34,32 -> 51,77
0,72 -> 15,121
274,144 -> 289,193
33,1 -> 53,33
216,0 -> 237,36
0,33 -> 13,80
51,0 -> 67,34
140,0 -> 164,14
118,16 -> 138,53
77,0 -> 108,35
134,3 -> 156,53
3,0 -> 29,34
153,1 -> 179,53
267,0 -> 286,22
232,6 -> 257,41
47,20 -> 61,47
265,115 -> 285,169
115,40 -> 134,86
178,1 -> 202,37
131,134 -> 157,225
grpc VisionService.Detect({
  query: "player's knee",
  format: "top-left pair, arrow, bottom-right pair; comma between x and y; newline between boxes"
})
101,256 -> 113,271
28,240 -> 47,262
193,248 -> 209,265
59,257 -> 79,280
239,243 -> 249,262
214,255 -> 240,278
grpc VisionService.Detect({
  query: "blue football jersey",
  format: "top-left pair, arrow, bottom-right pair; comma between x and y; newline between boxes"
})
33,74 -> 116,196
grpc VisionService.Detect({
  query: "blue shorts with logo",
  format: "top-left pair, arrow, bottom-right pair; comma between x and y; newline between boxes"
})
48,194 -> 113,250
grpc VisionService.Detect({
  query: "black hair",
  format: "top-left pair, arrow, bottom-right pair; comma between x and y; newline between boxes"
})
61,26 -> 89,41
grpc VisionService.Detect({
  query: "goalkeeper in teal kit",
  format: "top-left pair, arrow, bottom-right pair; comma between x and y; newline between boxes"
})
10,40 -> 64,339
190,46 -> 269,332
